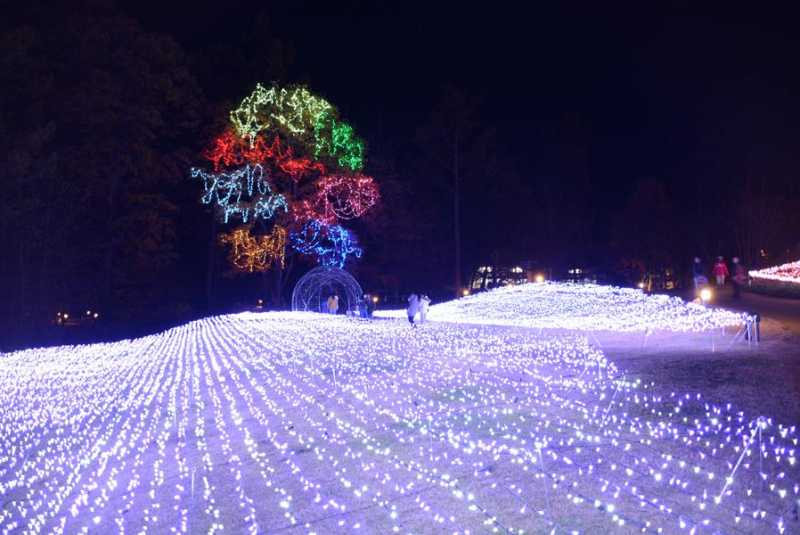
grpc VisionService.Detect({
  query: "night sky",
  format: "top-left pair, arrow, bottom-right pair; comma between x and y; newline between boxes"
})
122,3 -> 800,184
120,2 -> 800,247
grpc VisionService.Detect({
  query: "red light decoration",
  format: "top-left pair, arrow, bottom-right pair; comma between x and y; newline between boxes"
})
205,130 -> 325,181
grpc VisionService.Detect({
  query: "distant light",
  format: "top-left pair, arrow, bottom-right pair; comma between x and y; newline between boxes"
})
535,274 -> 545,284
462,289 -> 470,297
700,288 -> 713,303
372,296 -> 379,304
86,310 -> 91,316
63,313 -> 69,320
93,312 -> 99,319
637,282 -> 645,289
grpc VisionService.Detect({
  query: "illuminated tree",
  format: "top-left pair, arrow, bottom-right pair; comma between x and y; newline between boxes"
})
191,83 -> 378,278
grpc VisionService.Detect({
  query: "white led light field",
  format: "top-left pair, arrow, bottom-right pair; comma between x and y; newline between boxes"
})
750,260 -> 800,285
376,282 -> 744,332
0,312 -> 795,533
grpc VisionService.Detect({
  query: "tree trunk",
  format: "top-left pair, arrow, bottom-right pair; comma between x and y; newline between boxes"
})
206,215 -> 217,310
454,130 -> 462,297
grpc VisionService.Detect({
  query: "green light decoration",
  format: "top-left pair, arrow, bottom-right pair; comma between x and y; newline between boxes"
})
230,83 -> 364,171
314,111 -> 365,171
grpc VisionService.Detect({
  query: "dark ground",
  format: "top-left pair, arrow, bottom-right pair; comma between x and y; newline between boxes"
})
595,285 -> 800,425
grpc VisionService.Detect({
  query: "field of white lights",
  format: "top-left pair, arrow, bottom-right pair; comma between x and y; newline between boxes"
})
1,284 -> 797,534
750,260 -> 800,286
376,282 -> 745,332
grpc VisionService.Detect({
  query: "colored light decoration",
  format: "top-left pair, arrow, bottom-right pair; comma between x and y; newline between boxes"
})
191,164 -> 288,224
205,130 -> 326,180
291,219 -> 362,269
293,174 -> 380,225
192,83 -> 377,271
229,84 -> 334,145
218,225 -> 287,272
228,84 -> 365,171
0,284 -> 796,533
313,110 -> 365,171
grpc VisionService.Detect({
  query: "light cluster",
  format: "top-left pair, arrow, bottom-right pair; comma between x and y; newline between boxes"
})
228,84 -> 364,171
376,282 -> 745,332
192,83 -> 378,272
219,225 -> 287,271
191,164 -> 289,224
291,220 -> 362,269
0,312 -> 796,533
204,131 -> 326,179
749,259 -> 800,285
294,174 -> 379,225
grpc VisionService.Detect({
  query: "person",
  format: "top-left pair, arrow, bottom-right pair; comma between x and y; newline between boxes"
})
731,257 -> 747,299
692,257 -> 705,290
327,294 -> 339,315
407,293 -> 419,327
712,257 -> 729,287
418,294 -> 431,324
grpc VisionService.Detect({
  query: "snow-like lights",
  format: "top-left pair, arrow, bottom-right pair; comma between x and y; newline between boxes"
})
750,259 -> 800,286
0,311 -> 795,533
378,282 -> 744,333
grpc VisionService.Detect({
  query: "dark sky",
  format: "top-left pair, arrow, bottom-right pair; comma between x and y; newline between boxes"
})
119,2 -> 800,191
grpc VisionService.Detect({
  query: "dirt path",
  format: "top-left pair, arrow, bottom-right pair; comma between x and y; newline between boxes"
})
593,288 -> 800,425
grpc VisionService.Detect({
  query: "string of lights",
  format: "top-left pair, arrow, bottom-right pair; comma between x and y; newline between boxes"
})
0,308 -> 795,533
218,226 -> 287,272
290,219 -> 362,269
228,84 -> 364,171
292,174 -> 380,225
191,164 -> 288,224
204,130 -> 326,180
749,259 -> 800,285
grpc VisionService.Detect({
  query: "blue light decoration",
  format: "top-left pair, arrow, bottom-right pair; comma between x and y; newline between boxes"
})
291,219 -> 362,269
191,164 -> 288,223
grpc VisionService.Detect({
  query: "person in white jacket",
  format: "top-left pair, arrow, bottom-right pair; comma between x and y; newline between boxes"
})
406,293 -> 419,326
418,294 -> 431,324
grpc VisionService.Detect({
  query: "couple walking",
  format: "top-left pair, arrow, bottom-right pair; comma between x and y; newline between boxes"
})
407,293 -> 431,326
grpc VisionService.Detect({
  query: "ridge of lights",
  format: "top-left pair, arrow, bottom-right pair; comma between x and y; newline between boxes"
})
375,281 -> 745,333
749,259 -> 800,285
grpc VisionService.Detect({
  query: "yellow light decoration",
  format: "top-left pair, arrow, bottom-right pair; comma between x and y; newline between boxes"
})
219,226 -> 287,272
229,84 -> 334,146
